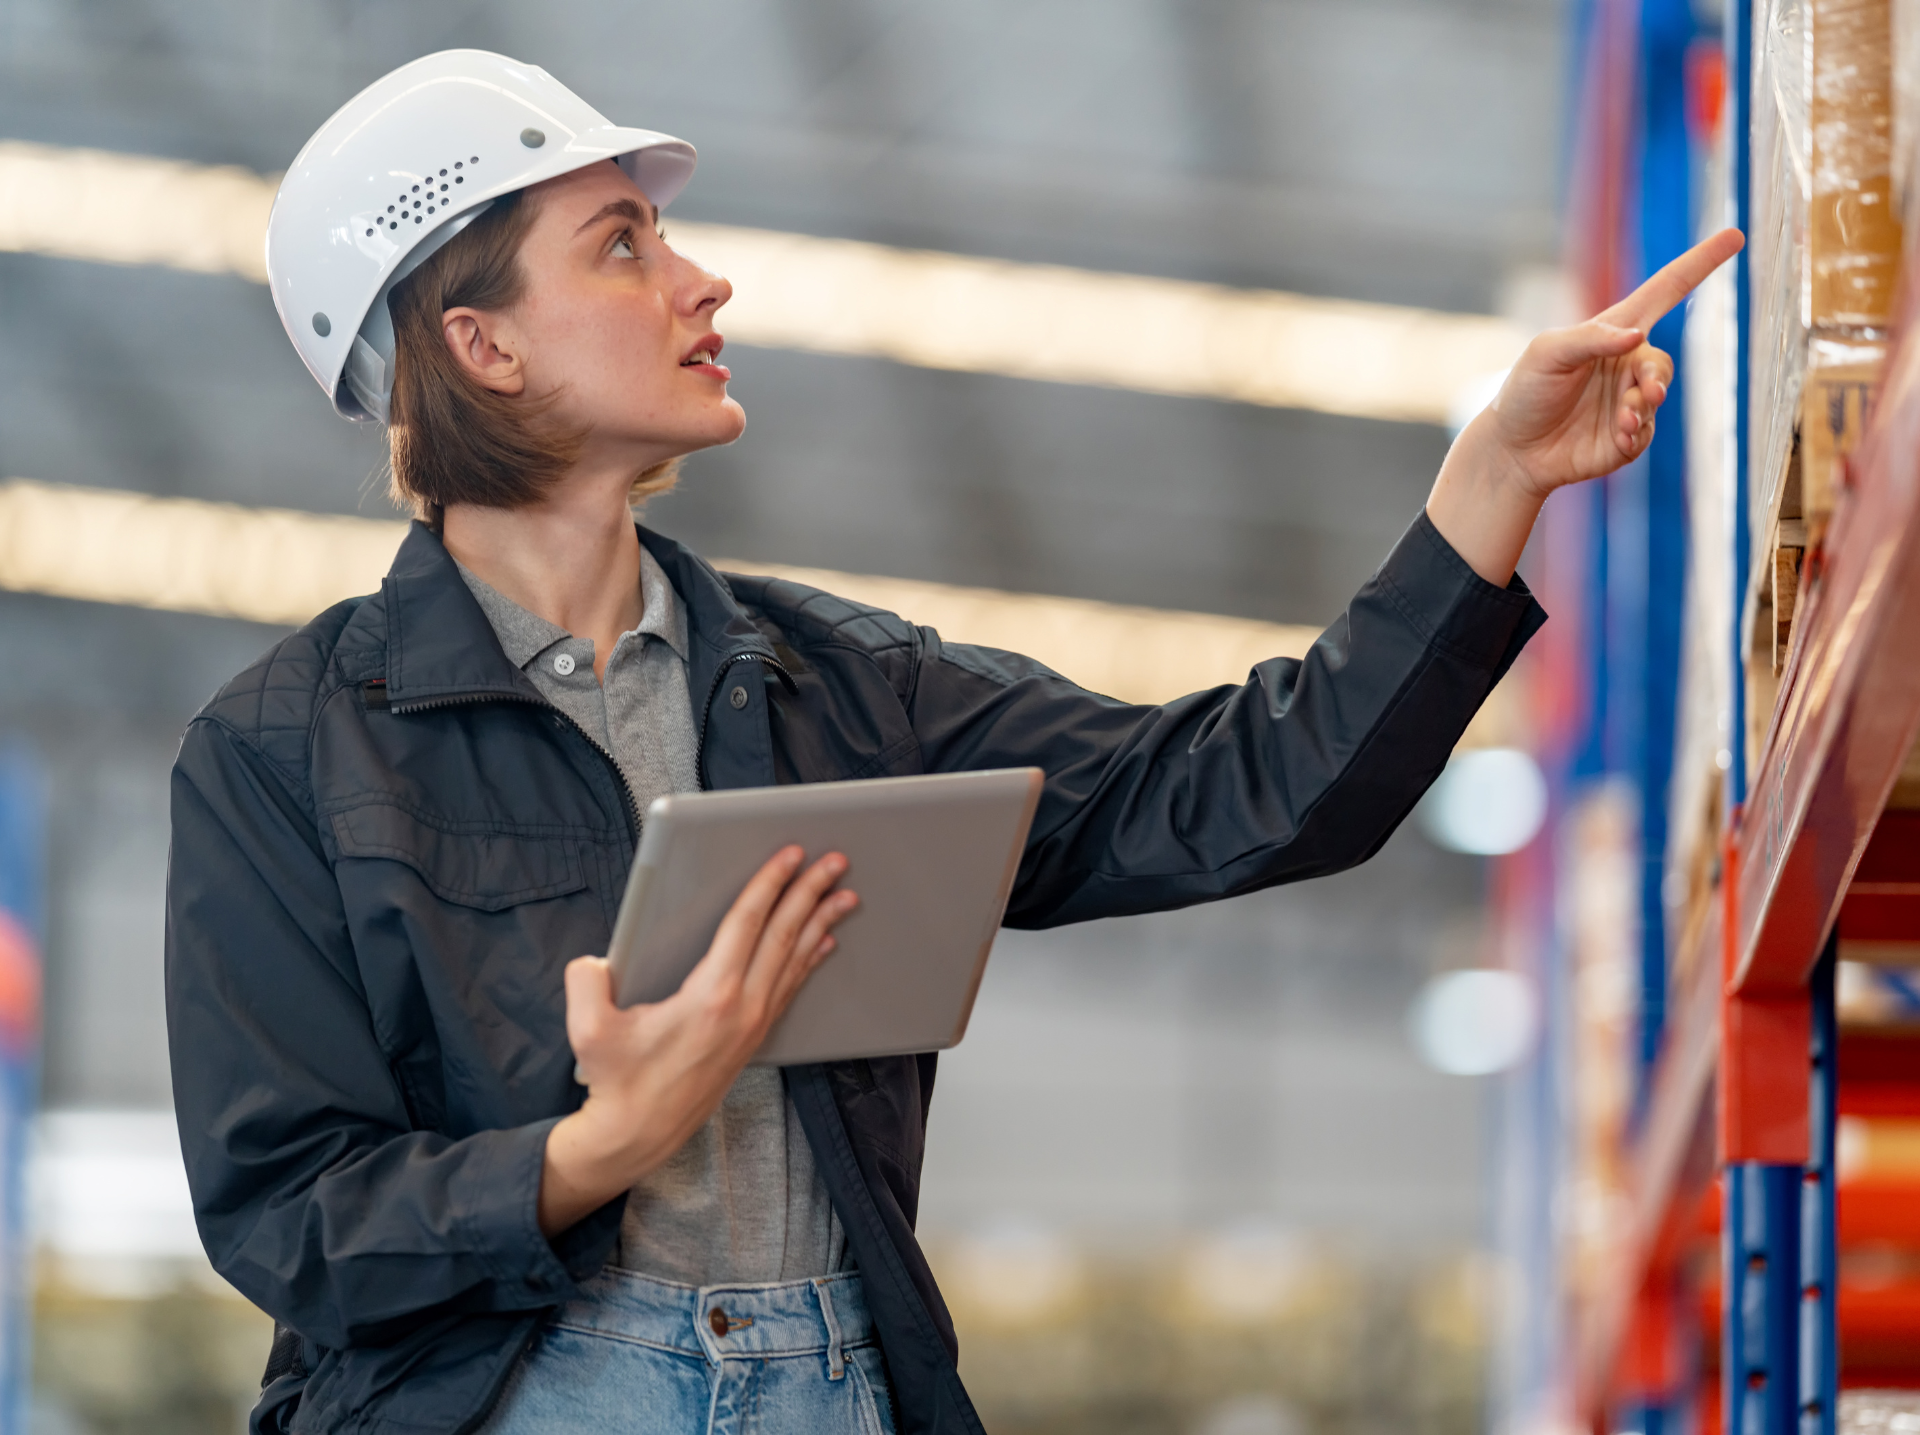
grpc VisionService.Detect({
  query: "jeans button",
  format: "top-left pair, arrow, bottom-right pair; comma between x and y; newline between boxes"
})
709,1306 -> 730,1338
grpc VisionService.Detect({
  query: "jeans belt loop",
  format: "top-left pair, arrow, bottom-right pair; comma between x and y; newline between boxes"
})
811,1277 -> 846,1381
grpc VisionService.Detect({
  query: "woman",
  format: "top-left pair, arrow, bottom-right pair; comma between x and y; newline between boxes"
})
166,49 -> 1738,1435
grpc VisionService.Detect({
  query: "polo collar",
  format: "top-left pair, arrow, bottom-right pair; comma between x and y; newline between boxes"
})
379,520 -> 776,711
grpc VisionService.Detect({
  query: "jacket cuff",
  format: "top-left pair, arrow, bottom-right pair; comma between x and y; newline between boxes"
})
450,1118 -> 623,1304
1374,510 -> 1547,682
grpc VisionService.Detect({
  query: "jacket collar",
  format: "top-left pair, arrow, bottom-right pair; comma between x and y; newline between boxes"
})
379,519 -> 776,711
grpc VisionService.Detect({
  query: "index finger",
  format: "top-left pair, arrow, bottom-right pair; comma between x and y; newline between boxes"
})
1602,227 -> 1744,331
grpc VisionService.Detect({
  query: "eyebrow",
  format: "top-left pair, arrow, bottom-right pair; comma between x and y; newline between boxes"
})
572,197 -> 652,238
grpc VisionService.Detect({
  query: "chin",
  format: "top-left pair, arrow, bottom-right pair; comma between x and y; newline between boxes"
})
651,408 -> 746,461
704,398 -> 747,445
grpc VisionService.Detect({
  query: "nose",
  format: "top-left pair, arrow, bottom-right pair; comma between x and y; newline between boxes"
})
676,251 -> 732,317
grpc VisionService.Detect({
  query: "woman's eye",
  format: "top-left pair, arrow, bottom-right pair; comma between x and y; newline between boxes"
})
610,236 -> 636,259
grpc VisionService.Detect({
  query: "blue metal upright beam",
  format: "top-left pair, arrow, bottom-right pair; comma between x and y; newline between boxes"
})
1634,0 -> 1706,1102
1799,938 -> 1839,1435
1725,0 -> 1754,811
1721,0 -> 1772,1424
1727,1162 -> 1803,1435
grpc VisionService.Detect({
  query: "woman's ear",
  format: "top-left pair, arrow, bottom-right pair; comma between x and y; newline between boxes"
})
442,307 -> 526,396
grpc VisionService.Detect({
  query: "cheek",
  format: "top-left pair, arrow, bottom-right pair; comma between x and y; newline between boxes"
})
535,292 -> 677,399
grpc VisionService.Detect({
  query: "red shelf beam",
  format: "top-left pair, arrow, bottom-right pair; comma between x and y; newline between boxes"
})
1733,309 -> 1920,999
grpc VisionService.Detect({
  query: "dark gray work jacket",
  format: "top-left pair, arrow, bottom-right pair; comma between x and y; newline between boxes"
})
163,514 -> 1542,1435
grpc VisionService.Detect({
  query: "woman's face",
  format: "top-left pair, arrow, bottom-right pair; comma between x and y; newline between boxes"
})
464,160 -> 745,471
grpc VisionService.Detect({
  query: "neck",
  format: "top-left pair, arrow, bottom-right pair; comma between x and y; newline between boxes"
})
442,468 -> 644,682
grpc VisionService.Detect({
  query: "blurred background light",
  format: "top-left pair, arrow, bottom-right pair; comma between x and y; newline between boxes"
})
0,477 -> 1537,734
1178,1220 -> 1311,1323
0,477 -> 1326,705
31,1111 -> 202,1286
1193,1394 -> 1304,1435
0,142 -> 1530,426
1446,367 -> 1511,437
939,1217 -> 1083,1329
1408,969 -> 1538,1076
1418,747 -> 1549,855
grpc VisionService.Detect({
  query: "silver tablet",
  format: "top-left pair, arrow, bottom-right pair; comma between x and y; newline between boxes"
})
606,768 -> 1045,1065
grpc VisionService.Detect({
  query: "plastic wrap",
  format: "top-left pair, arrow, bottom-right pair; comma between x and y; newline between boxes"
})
1897,0 -> 1920,232
1666,240 -> 1735,992
1750,0 -> 1811,544
1751,0 -> 1900,573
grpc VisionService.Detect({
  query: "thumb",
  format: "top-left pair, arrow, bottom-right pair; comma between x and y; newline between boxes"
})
1536,320 -> 1644,367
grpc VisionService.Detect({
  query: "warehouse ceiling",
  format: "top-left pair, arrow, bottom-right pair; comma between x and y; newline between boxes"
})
0,0 -> 1566,1244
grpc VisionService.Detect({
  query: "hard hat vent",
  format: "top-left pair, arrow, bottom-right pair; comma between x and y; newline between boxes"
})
365,156 -> 482,233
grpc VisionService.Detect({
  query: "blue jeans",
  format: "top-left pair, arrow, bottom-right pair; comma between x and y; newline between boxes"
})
480,1268 -> 898,1435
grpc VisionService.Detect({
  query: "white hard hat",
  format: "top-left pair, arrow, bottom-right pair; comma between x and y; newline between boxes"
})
266,49 -> 696,422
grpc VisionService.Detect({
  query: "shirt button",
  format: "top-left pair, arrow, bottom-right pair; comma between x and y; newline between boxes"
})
729,684 -> 749,710
709,1306 -> 730,1338
553,653 -> 576,676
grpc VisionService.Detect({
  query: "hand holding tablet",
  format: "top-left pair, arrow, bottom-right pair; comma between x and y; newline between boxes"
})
607,768 -> 1044,1065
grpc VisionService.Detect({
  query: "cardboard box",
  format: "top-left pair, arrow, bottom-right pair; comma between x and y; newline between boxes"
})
1812,0 -> 1903,327
1800,332 -> 1889,525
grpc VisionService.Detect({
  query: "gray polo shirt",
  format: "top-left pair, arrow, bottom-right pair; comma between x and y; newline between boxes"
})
456,547 -> 847,1285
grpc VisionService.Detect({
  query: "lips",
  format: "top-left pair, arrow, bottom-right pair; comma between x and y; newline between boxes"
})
681,334 -> 730,379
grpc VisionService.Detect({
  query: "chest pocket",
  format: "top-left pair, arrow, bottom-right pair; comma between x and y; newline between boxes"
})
330,802 -> 587,910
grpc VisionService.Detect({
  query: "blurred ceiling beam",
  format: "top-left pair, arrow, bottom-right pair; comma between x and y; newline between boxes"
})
0,140 -> 1528,427
0,477 -> 1521,743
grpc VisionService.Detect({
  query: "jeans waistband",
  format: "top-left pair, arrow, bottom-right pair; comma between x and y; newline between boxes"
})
550,1268 -> 874,1373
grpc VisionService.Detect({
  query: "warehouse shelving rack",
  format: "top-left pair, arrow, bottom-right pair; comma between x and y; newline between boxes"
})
1565,0 -> 1920,1426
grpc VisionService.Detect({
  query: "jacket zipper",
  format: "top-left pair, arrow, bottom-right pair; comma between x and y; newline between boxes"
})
693,651 -> 793,791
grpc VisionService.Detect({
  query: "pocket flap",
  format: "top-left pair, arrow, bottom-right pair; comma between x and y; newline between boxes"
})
331,804 -> 586,911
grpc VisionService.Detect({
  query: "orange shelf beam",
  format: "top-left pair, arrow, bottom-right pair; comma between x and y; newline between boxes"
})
1732,307 -> 1920,996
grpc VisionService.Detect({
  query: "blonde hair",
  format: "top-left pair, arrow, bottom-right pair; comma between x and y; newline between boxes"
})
385,188 -> 678,524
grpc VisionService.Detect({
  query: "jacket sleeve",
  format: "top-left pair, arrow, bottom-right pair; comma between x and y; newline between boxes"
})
906,511 -> 1546,928
164,713 -> 617,1349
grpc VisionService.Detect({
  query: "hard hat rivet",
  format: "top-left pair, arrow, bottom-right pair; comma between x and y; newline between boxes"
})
311,313 -> 331,337
520,128 -> 545,149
